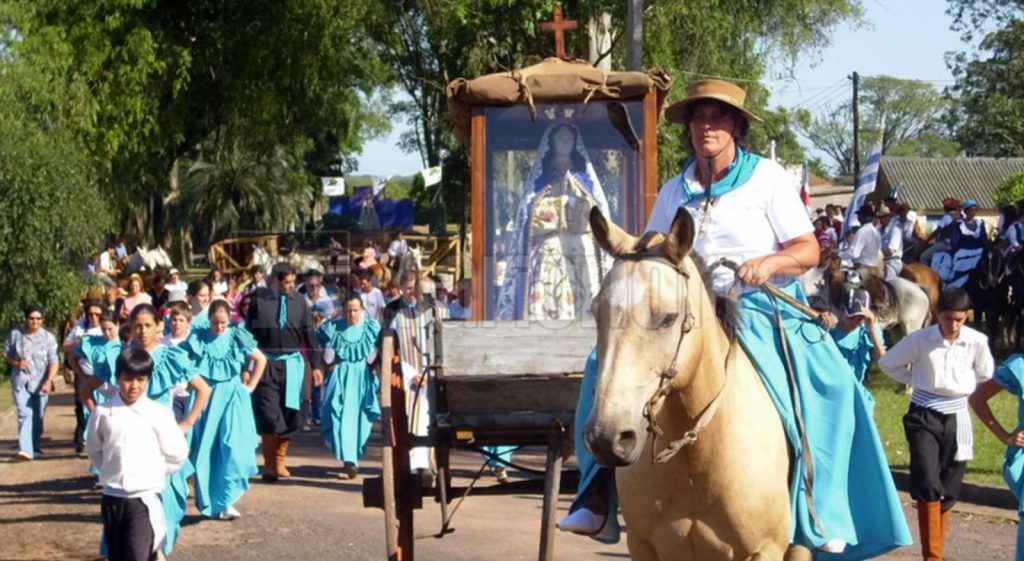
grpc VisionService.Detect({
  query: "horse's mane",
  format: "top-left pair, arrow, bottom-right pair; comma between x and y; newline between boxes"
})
689,252 -> 741,339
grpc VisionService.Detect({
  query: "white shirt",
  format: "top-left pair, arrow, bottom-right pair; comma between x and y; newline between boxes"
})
212,280 -> 228,296
66,323 -> 103,376
387,239 -> 409,258
359,287 -> 387,322
98,251 -> 115,274
900,210 -> 918,241
877,324 -> 993,398
166,280 -> 188,294
646,158 -> 813,294
849,222 -> 882,266
881,220 -> 903,259
86,394 -> 189,498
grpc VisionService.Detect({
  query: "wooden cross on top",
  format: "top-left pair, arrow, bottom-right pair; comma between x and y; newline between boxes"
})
539,6 -> 577,59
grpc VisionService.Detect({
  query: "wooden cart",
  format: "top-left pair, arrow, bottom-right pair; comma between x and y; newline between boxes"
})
207,234 -> 279,274
364,31 -> 671,561
364,319 -> 594,561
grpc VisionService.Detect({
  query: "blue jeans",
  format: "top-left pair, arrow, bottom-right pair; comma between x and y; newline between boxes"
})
13,386 -> 48,458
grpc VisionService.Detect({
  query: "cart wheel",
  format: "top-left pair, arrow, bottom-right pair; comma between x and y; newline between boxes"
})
379,332 -> 415,560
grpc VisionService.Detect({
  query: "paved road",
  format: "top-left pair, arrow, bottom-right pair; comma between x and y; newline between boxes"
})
0,384 -> 1017,560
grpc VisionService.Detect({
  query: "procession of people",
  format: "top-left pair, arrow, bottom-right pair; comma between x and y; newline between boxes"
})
6,74 -> 1024,561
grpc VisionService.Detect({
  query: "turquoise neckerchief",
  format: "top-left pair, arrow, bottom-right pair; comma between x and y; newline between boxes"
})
278,293 -> 288,328
680,147 -> 762,203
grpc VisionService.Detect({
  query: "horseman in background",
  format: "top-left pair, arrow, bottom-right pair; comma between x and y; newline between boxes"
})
932,199 -> 989,289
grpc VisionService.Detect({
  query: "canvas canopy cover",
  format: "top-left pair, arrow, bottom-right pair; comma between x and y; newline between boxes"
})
446,57 -> 673,143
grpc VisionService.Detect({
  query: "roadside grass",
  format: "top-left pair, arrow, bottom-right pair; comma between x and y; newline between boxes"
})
867,370 -> 1017,487
0,377 -> 10,415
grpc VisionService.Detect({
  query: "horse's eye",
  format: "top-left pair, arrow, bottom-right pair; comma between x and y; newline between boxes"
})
659,313 -> 678,328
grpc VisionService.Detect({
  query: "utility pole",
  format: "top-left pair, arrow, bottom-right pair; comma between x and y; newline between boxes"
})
625,0 -> 643,70
850,71 -> 860,183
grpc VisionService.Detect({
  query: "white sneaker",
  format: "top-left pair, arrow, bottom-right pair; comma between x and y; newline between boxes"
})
557,507 -> 613,539
820,539 -> 846,553
301,423 -> 312,433
15,451 -> 31,462
217,506 -> 241,520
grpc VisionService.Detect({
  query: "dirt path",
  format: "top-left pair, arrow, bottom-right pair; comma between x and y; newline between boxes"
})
0,383 -> 1017,560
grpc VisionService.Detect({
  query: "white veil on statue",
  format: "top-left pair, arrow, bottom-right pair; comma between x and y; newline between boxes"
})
495,121 -> 611,321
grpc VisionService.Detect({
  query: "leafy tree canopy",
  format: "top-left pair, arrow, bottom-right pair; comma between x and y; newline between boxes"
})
796,75 -> 959,175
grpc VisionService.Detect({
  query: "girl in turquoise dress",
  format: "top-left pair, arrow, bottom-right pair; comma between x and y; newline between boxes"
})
182,300 -> 266,519
316,295 -> 381,479
970,353 -> 1024,561
80,304 -> 212,556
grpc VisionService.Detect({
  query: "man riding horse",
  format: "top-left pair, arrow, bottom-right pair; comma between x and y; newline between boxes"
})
560,79 -> 911,561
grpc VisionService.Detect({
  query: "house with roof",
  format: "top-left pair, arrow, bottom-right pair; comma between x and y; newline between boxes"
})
870,157 -> 1024,219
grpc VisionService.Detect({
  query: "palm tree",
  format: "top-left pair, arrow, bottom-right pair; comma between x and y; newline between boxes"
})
173,130 -> 318,242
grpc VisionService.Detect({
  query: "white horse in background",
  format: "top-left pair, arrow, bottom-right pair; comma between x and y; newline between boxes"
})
126,245 -> 173,273
395,245 -> 423,283
252,244 -> 323,276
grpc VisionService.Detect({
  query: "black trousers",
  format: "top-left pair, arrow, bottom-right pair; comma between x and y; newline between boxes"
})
101,495 -> 155,561
252,359 -> 300,437
903,403 -> 966,510
73,375 -> 87,448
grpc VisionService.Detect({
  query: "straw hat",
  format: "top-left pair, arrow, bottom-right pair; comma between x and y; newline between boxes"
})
665,79 -> 763,124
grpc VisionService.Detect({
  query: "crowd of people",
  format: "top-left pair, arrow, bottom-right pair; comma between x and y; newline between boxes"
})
813,194 -> 1024,292
4,249 -> 485,560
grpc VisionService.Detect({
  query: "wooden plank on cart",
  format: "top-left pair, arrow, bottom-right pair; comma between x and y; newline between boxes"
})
439,320 -> 595,377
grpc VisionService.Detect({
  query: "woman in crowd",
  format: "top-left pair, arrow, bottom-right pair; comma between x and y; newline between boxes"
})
118,274 -> 152,321
4,306 -> 59,461
183,300 -> 266,519
317,295 -> 381,479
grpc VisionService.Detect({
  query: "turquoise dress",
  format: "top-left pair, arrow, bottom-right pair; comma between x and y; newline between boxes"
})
992,354 -> 1024,560
317,318 -> 381,466
737,281 -> 910,559
830,323 -> 884,384
144,345 -> 196,556
76,336 -> 123,475
182,327 -> 260,516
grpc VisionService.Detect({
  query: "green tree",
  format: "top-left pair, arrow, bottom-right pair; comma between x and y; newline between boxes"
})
945,17 -> 1024,156
1,1 -> 392,247
0,87 -> 112,327
796,76 -> 959,175
994,171 -> 1024,205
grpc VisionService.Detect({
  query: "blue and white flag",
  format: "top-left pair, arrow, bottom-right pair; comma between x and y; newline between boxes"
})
843,115 -> 886,235
420,166 -> 442,187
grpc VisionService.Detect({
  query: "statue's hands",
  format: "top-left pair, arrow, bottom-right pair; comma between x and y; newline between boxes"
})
568,199 -> 592,234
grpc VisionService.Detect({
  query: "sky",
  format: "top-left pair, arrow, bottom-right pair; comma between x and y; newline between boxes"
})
354,0 -> 966,177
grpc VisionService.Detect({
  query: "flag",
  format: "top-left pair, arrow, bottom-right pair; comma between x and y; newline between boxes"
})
371,176 -> 388,201
843,115 -> 886,235
420,166 -> 442,187
321,176 -> 345,197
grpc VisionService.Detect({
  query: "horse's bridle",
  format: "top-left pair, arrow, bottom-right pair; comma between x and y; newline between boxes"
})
613,253 -> 731,464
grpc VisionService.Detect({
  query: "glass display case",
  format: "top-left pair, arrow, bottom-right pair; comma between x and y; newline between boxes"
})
469,98 -> 660,321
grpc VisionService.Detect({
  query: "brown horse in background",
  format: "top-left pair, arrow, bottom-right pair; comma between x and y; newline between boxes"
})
899,263 -> 940,319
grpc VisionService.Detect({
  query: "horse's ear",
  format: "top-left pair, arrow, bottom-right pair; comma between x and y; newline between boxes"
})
663,209 -> 695,265
590,207 -> 636,257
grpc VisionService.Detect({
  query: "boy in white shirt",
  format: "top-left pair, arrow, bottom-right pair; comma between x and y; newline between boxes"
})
877,288 -> 994,561
87,347 -> 189,561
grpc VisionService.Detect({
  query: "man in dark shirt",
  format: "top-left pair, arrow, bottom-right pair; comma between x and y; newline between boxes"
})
247,263 -> 323,482
148,271 -> 170,311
